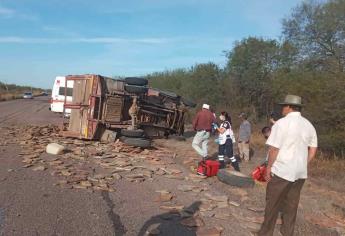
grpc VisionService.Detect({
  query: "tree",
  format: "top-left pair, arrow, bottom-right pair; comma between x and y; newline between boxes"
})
148,63 -> 222,109
282,0 -> 345,73
146,0 -> 345,157
225,37 -> 281,118
188,63 -> 222,108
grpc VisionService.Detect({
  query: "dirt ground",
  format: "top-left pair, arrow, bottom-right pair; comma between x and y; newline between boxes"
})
0,97 -> 344,236
155,134 -> 345,236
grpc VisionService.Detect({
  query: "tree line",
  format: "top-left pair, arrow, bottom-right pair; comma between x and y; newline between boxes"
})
147,0 -> 345,157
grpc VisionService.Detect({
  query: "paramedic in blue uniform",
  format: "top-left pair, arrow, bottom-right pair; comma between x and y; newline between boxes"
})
213,112 -> 240,171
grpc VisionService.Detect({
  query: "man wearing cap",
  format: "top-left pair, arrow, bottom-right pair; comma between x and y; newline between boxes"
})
238,113 -> 251,161
257,95 -> 318,236
192,104 -> 216,159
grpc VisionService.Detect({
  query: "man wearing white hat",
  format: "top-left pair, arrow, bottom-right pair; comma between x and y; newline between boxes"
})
192,104 -> 216,159
257,95 -> 318,236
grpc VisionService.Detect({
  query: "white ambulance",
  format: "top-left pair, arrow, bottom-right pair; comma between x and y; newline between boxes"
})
50,76 -> 74,114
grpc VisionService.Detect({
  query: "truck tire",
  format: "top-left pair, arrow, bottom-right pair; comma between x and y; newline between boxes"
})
181,97 -> 197,108
125,85 -> 148,94
169,134 -> 186,141
217,169 -> 254,188
119,136 -> 127,142
159,90 -> 178,99
121,129 -> 144,138
123,138 -> 151,148
125,77 -> 148,86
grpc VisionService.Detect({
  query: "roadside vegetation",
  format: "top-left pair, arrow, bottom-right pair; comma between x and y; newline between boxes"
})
147,0 -> 345,158
0,81 -> 45,101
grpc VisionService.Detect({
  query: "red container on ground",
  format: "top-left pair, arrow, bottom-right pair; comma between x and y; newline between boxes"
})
197,160 -> 220,177
252,164 -> 267,182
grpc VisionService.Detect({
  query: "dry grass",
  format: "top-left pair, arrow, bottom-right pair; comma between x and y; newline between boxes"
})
0,90 -> 42,101
249,129 -> 345,192
250,131 -> 266,149
309,156 -> 345,192
0,92 -> 23,101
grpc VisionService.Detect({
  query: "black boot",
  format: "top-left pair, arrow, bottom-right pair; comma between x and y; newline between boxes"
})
231,161 -> 240,172
219,160 -> 226,169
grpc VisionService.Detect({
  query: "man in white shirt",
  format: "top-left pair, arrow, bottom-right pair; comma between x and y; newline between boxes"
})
257,95 -> 318,236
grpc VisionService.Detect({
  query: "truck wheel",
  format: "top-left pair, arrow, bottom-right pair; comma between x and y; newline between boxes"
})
169,134 -> 186,141
123,138 -> 151,148
181,97 -> 197,108
119,136 -> 127,142
125,77 -> 148,86
121,129 -> 144,138
217,169 -> 254,188
159,90 -> 178,99
125,85 -> 148,94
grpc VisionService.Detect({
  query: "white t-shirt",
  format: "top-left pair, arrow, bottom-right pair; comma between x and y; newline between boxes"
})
266,112 -> 317,182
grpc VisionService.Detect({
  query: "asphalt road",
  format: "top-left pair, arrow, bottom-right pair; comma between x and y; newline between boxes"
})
0,97 -> 116,235
0,97 -> 220,236
0,97 -> 61,126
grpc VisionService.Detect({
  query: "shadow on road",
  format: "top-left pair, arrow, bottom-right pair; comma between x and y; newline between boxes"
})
137,201 -> 201,236
101,191 -> 127,236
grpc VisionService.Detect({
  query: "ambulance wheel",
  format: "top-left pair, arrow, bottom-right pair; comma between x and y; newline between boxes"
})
125,77 -> 148,86
123,137 -> 151,148
121,129 -> 144,138
217,169 -> 254,188
125,85 -> 148,94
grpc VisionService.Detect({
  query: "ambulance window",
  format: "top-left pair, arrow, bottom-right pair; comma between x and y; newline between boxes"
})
58,87 -> 73,96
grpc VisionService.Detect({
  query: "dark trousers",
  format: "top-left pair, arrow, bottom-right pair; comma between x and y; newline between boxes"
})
218,139 -> 240,171
258,175 -> 305,236
218,139 -> 233,158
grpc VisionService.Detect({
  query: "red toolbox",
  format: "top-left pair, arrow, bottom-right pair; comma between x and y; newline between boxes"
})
197,160 -> 220,177
252,164 -> 267,182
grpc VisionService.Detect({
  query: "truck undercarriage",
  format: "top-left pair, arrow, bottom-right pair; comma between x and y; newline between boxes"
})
60,74 -> 193,141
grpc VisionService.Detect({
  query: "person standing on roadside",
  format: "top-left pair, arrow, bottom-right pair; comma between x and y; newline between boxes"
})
238,113 -> 251,162
213,111 -> 240,171
192,104 -> 216,160
256,95 -> 318,236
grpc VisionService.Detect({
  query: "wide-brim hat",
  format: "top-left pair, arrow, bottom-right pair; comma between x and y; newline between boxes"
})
278,95 -> 303,106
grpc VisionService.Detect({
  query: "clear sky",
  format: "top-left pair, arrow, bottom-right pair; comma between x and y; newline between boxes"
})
0,0 -> 302,89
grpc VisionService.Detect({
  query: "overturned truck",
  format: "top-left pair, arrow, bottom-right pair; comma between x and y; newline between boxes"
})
60,74 -> 195,147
